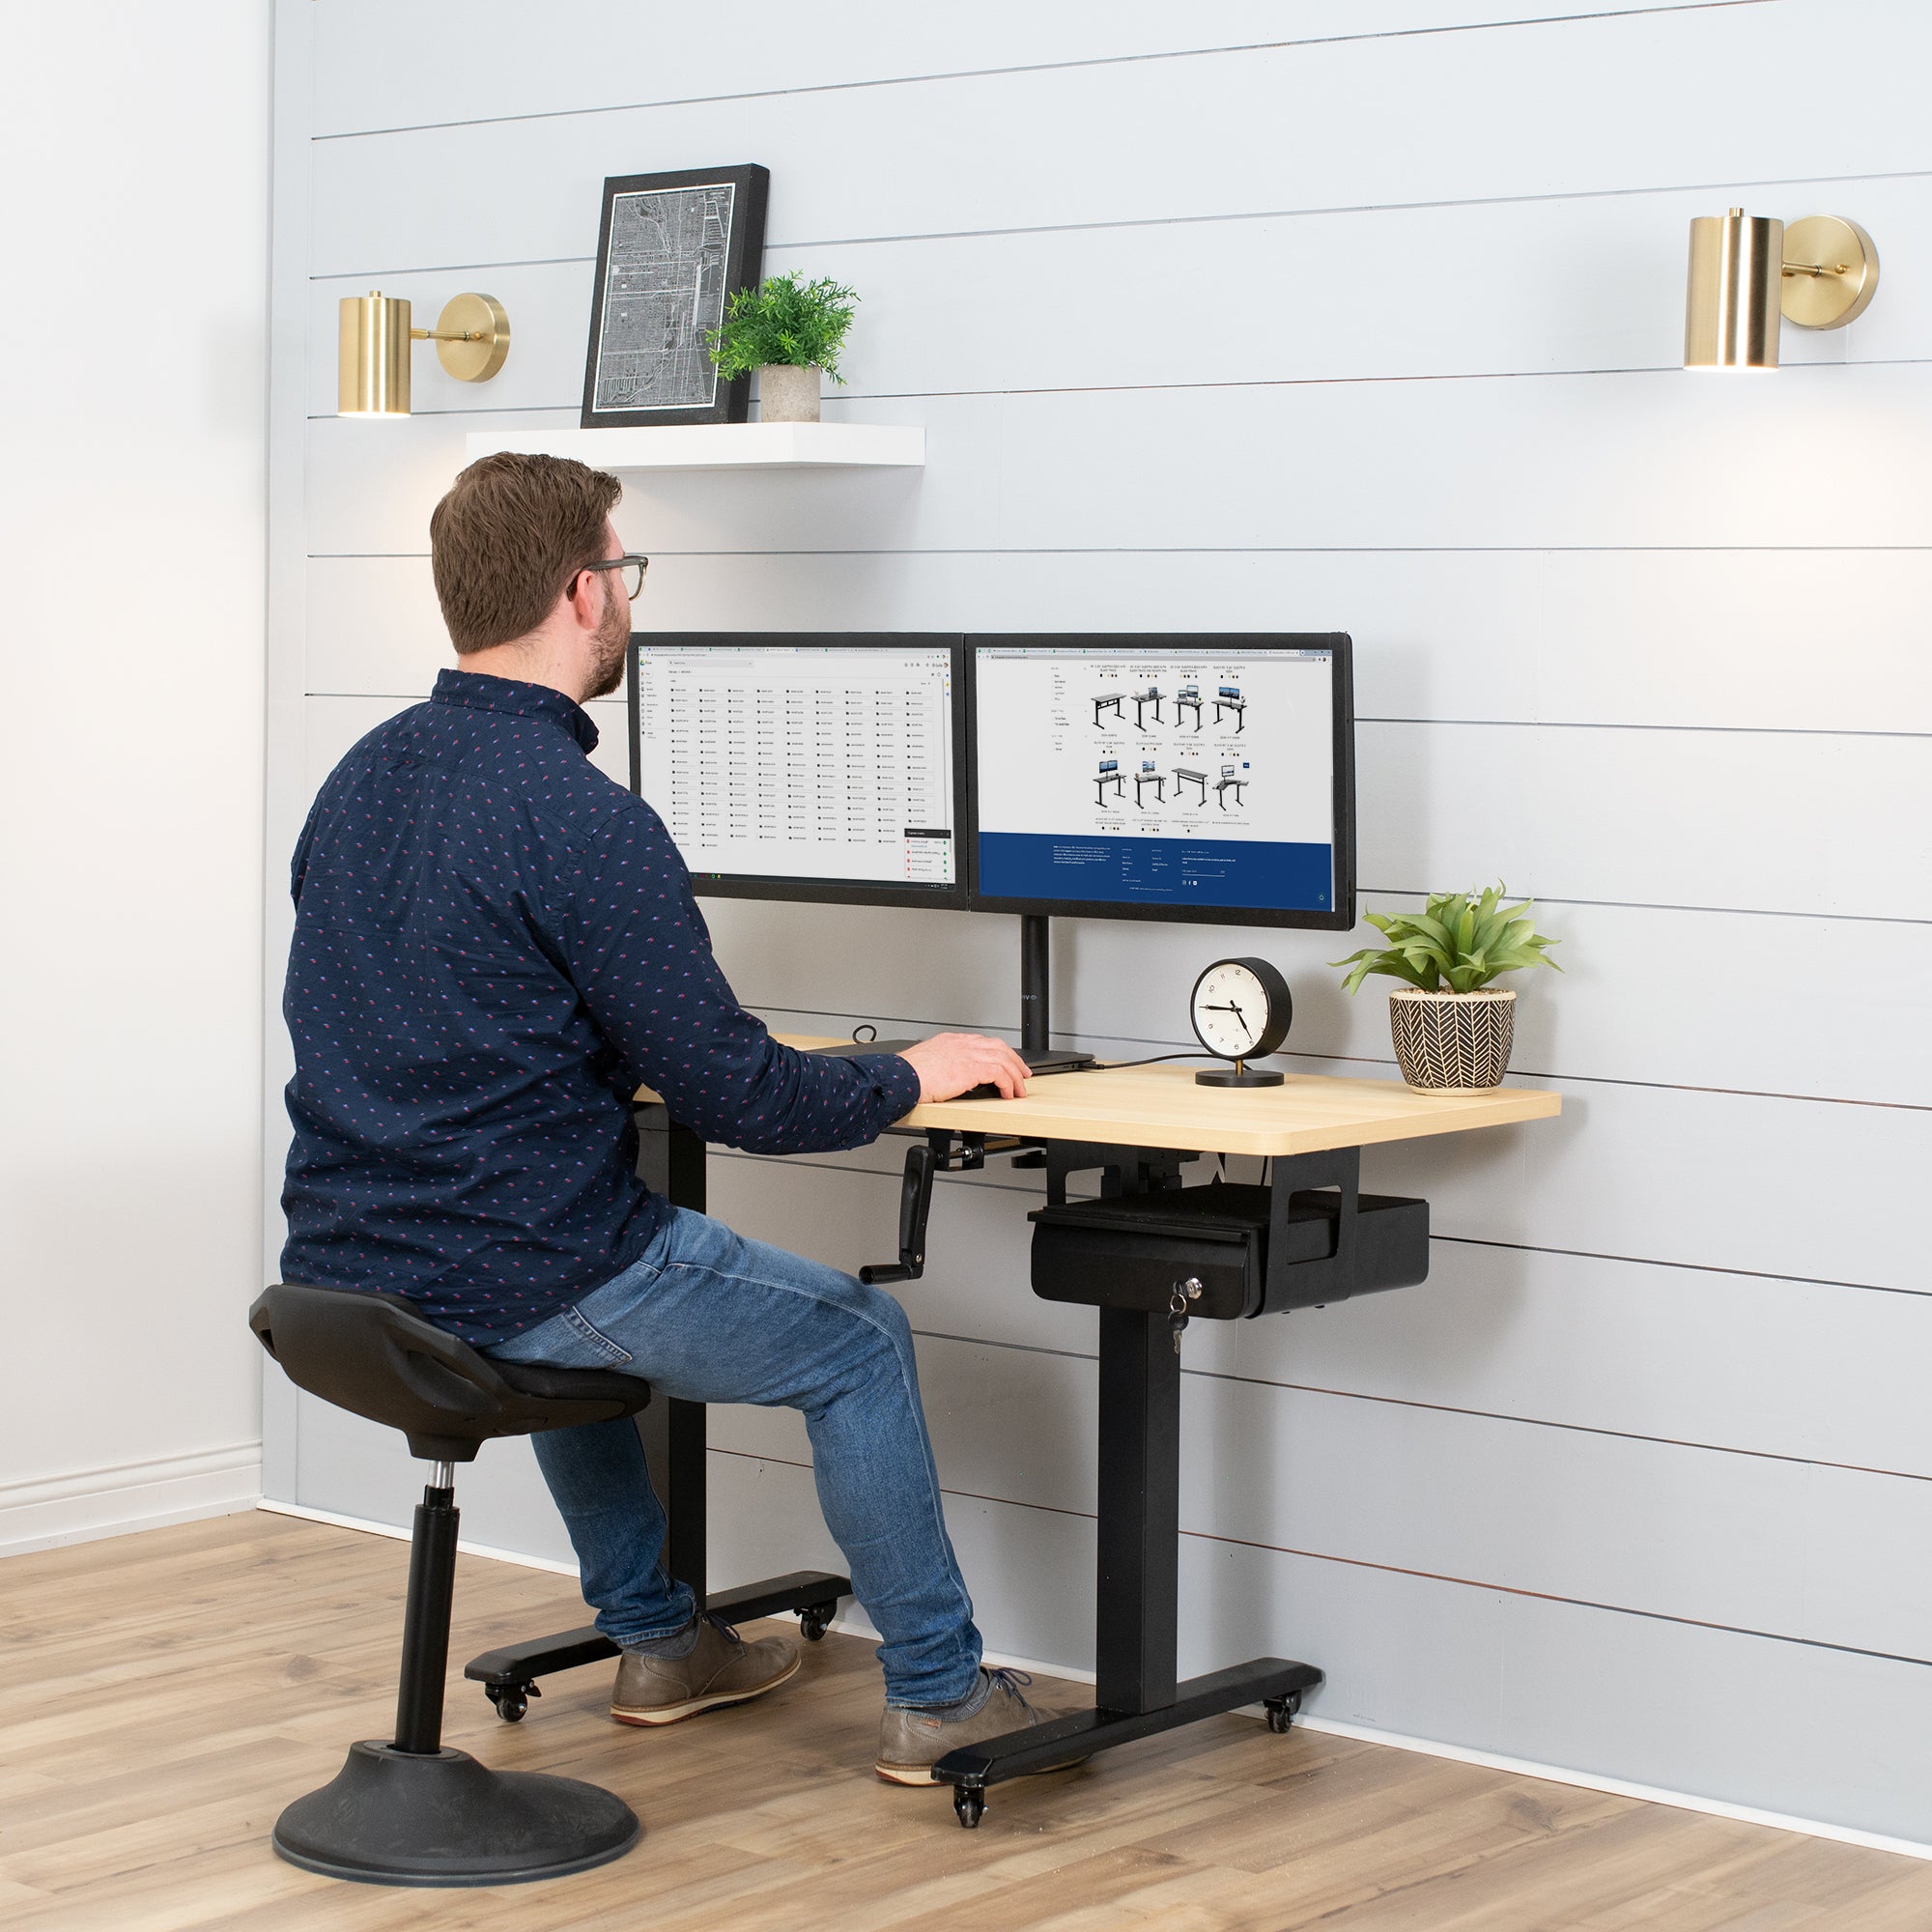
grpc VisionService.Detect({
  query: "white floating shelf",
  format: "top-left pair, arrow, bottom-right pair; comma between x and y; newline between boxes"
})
464,423 -> 924,471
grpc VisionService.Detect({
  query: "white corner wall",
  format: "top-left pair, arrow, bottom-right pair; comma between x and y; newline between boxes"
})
0,4 -> 272,1550
267,0 -> 1932,1846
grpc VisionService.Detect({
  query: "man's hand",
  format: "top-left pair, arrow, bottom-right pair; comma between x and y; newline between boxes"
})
897,1033 -> 1032,1102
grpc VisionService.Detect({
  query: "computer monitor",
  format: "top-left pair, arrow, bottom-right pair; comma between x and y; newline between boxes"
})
968,635 -> 1355,929
628,633 -> 970,909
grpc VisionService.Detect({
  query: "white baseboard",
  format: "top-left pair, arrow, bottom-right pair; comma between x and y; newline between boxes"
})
257,1495 -> 581,1576
249,1501 -> 1932,1867
0,1443 -> 262,1558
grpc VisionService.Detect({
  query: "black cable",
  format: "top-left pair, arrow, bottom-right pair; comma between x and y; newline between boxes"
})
1091,1050 -> 1227,1070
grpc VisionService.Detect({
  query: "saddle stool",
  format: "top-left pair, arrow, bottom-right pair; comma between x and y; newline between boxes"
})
249,1283 -> 654,1887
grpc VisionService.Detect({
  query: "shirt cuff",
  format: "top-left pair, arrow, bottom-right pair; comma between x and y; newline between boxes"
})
851,1050 -> 922,1122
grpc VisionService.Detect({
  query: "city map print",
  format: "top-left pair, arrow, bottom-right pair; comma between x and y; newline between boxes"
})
591,183 -> 736,412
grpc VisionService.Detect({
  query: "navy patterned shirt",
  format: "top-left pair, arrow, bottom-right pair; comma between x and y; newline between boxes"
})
280,668 -> 920,1343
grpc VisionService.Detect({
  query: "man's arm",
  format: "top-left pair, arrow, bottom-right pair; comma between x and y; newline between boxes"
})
556,801 -> 1024,1154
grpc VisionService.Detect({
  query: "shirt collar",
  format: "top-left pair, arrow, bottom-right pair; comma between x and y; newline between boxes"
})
432,668 -> 600,753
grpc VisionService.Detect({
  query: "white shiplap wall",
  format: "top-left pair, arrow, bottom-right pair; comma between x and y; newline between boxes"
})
266,0 -> 1932,1844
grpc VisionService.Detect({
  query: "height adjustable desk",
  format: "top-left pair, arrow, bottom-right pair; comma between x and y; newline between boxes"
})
468,1042 -> 1557,1828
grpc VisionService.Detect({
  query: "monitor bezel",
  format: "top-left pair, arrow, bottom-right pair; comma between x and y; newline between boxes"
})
627,632 -> 974,911
963,633 -> 1357,931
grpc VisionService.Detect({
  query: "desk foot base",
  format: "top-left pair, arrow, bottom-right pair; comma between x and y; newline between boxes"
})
463,1571 -> 852,1719
931,1658 -> 1322,1824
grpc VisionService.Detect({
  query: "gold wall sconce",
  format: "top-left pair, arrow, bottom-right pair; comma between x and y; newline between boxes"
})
1685,209 -> 1879,371
338,291 -> 511,415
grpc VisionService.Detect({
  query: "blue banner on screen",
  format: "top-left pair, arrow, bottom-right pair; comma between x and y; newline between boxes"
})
979,832 -> 1333,911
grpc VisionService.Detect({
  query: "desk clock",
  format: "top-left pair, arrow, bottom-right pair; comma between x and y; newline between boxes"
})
1189,956 -> 1291,1087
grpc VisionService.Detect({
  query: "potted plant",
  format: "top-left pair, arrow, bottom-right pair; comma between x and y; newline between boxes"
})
1331,884 -> 1561,1093
704,271 -> 859,424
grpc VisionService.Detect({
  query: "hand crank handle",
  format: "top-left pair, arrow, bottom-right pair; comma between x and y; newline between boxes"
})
860,1141 -> 940,1285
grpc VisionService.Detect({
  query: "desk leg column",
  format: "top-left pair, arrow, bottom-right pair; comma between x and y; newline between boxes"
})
1095,1307 -> 1179,1715
638,1113 -> 710,1602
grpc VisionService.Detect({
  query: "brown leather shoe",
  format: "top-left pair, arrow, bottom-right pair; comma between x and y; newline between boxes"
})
876,1668 -> 1063,1785
611,1614 -> 800,1726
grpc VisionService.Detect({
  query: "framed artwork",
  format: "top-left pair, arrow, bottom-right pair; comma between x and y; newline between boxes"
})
580,164 -> 770,429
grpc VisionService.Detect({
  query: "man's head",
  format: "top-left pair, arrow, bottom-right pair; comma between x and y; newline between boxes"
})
430,454 -> 630,695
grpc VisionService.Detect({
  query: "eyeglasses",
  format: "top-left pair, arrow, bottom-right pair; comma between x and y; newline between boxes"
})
578,554 -> 649,600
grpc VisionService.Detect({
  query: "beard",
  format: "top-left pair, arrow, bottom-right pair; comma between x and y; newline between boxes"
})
582,580 -> 630,698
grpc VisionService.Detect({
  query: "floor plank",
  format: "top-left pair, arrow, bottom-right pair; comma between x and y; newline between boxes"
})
1,1512 -> 1928,1932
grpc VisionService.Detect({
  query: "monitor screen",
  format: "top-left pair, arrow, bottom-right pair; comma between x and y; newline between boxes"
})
629,634 -> 970,907
969,635 -> 1354,928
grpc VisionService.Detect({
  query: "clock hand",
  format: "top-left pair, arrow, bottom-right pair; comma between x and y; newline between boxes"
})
1202,1002 -> 1257,1043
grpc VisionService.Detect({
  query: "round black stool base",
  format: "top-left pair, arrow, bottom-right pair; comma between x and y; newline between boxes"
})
272,1740 -> 639,1888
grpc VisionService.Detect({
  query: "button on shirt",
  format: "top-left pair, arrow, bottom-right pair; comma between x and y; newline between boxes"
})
280,668 -> 920,1344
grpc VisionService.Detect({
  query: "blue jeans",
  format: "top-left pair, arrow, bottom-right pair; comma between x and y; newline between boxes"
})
485,1206 -> 983,1708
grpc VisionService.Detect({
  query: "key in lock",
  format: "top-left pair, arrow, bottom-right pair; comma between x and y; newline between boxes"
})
1168,1276 -> 1203,1353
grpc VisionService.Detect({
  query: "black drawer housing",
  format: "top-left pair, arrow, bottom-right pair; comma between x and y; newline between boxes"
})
1029,1178 -> 1428,1319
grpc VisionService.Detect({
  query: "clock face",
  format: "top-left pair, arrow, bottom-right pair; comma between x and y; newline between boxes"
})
1190,957 -> 1293,1061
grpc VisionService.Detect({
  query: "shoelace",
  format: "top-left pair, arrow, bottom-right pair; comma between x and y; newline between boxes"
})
984,1666 -> 1035,1709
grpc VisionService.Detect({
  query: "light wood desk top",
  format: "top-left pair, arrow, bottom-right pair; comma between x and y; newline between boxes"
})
641,1037 -> 1560,1159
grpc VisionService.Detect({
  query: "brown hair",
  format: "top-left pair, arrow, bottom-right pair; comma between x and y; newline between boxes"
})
429,452 -> 622,653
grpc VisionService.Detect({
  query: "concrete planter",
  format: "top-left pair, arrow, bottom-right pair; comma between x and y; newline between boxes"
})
1387,986 -> 1517,1093
757,362 -> 822,423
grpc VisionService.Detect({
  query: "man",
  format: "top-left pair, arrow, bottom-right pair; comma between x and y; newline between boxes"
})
282,451 -> 1042,1784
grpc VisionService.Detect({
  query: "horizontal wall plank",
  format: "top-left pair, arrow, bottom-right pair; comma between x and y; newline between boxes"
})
310,6 -> 1923,276
304,164 -> 1932,416
302,684 -> 1932,924
703,895 -> 1932,1109
311,1 -> 1744,140
702,1150 -> 1932,1479
710,1333 -> 1932,1664
306,546 -> 1932,742
305,362 -> 1932,558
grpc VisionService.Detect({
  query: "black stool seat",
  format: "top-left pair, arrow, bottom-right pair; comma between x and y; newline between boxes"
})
250,1283 -> 650,1462
249,1281 -> 652,1888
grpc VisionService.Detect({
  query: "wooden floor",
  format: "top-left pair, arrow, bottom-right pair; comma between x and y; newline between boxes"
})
4,1513 -> 1930,1931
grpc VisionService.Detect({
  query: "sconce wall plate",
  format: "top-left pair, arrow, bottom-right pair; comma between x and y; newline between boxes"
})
338,291 -> 511,416
1779,215 -> 1879,329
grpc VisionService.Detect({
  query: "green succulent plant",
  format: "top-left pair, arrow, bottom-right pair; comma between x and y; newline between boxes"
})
1331,884 -> 1561,996
704,272 -> 860,383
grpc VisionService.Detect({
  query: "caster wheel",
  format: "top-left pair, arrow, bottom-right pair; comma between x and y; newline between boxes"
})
953,1787 -> 985,1830
487,1685 -> 529,1722
1264,1691 -> 1300,1736
799,1605 -> 835,1642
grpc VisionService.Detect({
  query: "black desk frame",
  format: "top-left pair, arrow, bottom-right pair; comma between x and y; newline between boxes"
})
464,1116 -> 1327,1832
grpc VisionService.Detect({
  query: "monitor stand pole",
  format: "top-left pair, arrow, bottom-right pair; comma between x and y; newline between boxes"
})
1018,914 -> 1094,1075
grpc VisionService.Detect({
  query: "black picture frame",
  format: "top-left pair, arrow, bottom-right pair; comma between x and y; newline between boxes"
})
581,164 -> 769,429
627,634 -> 975,912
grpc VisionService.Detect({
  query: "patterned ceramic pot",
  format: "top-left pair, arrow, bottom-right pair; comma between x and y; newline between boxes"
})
758,362 -> 822,422
1388,986 -> 1517,1093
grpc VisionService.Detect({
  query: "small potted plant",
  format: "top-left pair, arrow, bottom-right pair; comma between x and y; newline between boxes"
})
1331,884 -> 1561,1093
704,271 -> 859,424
